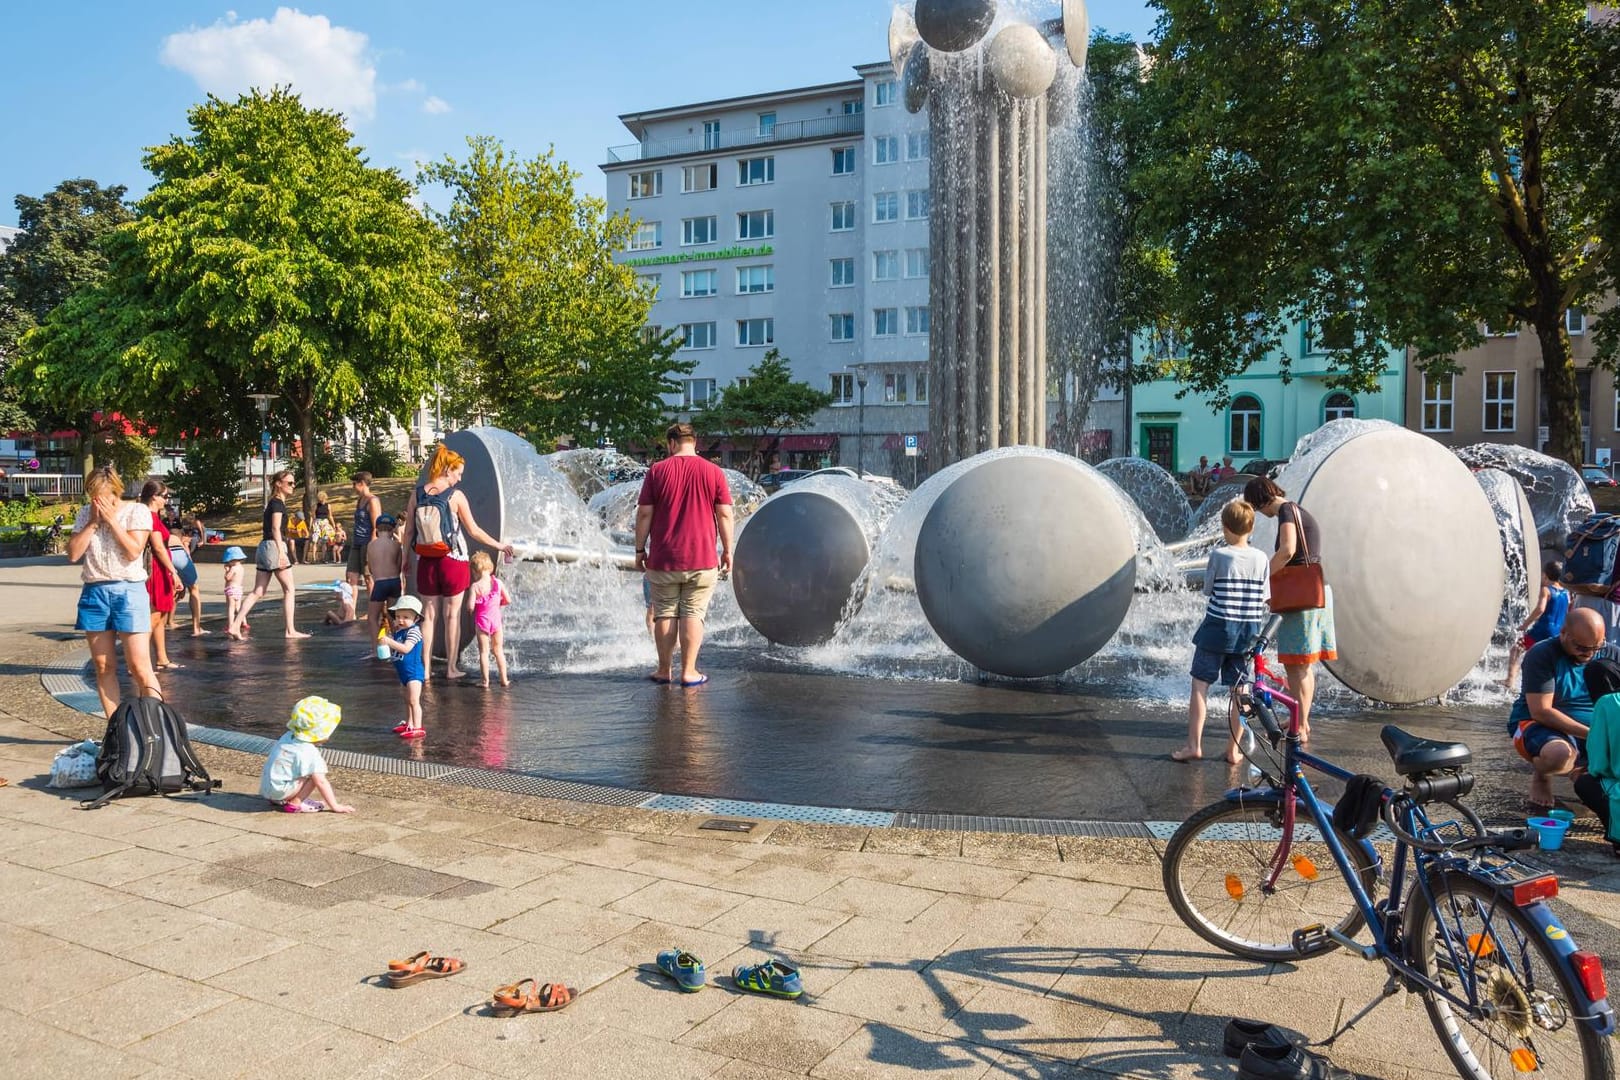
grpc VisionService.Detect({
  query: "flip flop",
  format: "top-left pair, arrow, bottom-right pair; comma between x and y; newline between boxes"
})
490,979 -> 576,1014
400,728 -> 426,740
680,674 -> 709,688
392,722 -> 410,733
281,800 -> 325,813
386,955 -> 465,987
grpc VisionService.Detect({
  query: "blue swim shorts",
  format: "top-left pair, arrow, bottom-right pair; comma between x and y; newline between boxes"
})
1190,646 -> 1246,688
1512,720 -> 1585,766
168,545 -> 199,589
76,580 -> 152,634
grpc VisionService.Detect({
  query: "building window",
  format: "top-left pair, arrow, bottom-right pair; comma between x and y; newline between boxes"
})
1229,394 -> 1262,455
904,248 -> 929,279
905,190 -> 930,220
831,314 -> 855,342
873,135 -> 900,164
680,269 -> 717,298
1483,371 -> 1516,432
681,216 -> 717,246
678,322 -> 715,350
702,121 -> 721,151
629,222 -> 662,250
873,308 -> 899,337
829,258 -> 855,288
905,306 -> 930,335
681,163 -> 718,193
1569,307 -> 1587,335
906,132 -> 931,160
737,156 -> 774,186
874,79 -> 897,107
1323,391 -> 1356,422
737,209 -> 774,240
842,98 -> 863,115
636,272 -> 661,295
872,250 -> 899,281
736,265 -> 773,294
874,192 -> 899,223
1484,314 -> 1518,337
1421,371 -> 1455,432
757,112 -> 776,137
884,372 -> 908,403
683,377 -> 716,407
915,370 -> 929,403
639,324 -> 662,345
831,372 -> 855,403
832,147 -> 856,175
628,171 -> 662,199
830,201 -> 856,231
737,318 -> 774,347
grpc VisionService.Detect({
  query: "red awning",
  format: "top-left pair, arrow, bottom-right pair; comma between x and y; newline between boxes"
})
778,434 -> 837,452
880,432 -> 929,451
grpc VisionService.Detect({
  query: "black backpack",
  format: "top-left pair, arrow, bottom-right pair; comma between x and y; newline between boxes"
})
82,696 -> 218,810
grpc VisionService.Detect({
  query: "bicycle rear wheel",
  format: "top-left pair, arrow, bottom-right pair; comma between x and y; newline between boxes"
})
1162,796 -> 1375,963
1410,872 -> 1611,1080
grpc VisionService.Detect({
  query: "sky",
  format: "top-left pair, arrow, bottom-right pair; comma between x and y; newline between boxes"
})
0,1 -> 1160,228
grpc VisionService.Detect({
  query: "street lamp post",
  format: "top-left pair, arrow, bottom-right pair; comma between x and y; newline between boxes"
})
247,393 -> 276,507
856,372 -> 868,476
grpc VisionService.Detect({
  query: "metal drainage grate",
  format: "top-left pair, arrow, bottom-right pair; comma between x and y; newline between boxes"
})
434,767 -> 653,806
1145,818 -> 1396,843
894,813 -> 1152,838
636,794 -> 895,828
699,819 -> 757,834
187,726 -> 277,756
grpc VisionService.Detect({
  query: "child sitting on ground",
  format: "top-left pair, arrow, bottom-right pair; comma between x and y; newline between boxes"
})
1174,499 -> 1271,764
259,695 -> 355,813
367,514 -> 404,643
1575,656 -> 1620,858
323,580 -> 357,625
222,546 -> 247,633
467,551 -> 511,687
1503,559 -> 1569,689
379,595 -> 427,738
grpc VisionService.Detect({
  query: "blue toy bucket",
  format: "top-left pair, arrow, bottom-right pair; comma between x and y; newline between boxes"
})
1527,817 -> 1570,851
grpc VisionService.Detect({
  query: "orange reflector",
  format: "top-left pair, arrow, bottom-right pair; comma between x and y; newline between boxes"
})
1466,933 -> 1495,960
1571,951 -> 1608,1003
1225,874 -> 1244,900
1511,875 -> 1559,906
1511,1048 -> 1538,1073
1291,854 -> 1319,880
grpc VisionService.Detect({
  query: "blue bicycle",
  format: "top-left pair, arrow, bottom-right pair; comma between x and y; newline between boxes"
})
1162,617 -> 1615,1079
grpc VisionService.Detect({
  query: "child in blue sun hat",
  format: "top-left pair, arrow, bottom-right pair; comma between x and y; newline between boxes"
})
259,695 -> 355,813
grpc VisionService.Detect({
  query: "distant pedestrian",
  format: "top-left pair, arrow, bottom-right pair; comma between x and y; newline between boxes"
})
367,514 -> 404,642
379,595 -> 427,738
1244,476 -> 1335,741
221,546 -> 247,629
140,481 -> 184,672
172,517 -> 206,636
467,551 -> 510,688
227,471 -> 310,640
67,465 -> 162,717
348,471 -> 383,596
1504,560 -> 1570,690
634,422 -> 735,687
312,491 -> 334,561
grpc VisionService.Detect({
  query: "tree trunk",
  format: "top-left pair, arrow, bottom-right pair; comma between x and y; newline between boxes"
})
296,403 -> 318,523
1537,315 -> 1582,467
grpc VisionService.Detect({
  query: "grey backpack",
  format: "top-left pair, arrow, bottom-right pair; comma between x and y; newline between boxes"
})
83,696 -> 217,810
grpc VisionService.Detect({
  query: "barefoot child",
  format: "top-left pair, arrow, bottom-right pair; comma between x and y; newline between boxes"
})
467,552 -> 510,687
1504,559 -> 1568,689
380,595 -> 426,738
259,695 -> 355,813
367,514 -> 404,643
221,546 -> 247,631
1175,499 -> 1271,764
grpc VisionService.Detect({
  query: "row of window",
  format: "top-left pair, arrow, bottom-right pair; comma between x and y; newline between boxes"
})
1420,371 -> 1521,433
646,251 -> 932,299
831,249 -> 929,284
675,319 -> 776,350
630,195 -> 928,251
672,307 -> 930,350
1226,392 -> 1357,455
830,308 -> 930,340
677,367 -> 925,409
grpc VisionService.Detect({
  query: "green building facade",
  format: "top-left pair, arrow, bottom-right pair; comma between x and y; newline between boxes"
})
1129,321 -> 1407,474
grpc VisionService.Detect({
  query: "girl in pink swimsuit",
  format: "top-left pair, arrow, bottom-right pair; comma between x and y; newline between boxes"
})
467,552 -> 511,687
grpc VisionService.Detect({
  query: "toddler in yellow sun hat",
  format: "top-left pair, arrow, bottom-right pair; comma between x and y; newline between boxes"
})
259,695 -> 355,813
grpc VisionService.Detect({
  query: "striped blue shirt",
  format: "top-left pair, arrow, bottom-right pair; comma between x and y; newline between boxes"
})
1204,545 -> 1271,623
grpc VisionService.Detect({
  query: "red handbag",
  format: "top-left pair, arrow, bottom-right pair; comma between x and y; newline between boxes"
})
1269,505 -> 1325,613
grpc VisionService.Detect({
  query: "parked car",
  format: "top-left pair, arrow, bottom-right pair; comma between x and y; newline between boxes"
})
758,469 -> 814,494
1582,465 -> 1617,489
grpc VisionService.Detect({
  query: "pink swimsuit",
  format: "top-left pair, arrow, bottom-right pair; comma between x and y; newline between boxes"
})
472,578 -> 504,635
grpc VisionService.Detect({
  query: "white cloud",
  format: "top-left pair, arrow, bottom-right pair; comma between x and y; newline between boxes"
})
422,95 -> 451,115
161,8 -> 378,120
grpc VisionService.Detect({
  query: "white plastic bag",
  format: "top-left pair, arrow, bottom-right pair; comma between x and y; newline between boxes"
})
49,740 -> 100,789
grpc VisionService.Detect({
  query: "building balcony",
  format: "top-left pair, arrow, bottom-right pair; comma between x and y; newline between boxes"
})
606,113 -> 865,165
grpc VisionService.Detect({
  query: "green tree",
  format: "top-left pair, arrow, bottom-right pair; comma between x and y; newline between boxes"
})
1137,0 -> 1620,464
420,136 -> 692,450
691,350 -> 834,479
14,89 -> 458,517
0,179 -> 136,468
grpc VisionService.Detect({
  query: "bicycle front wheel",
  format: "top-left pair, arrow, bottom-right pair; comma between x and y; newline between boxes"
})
1162,797 -> 1375,963
1411,871 -> 1611,1080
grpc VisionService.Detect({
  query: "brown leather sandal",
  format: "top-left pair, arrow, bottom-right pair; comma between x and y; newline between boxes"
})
386,954 -> 465,986
490,978 -> 576,1013
387,950 -> 431,972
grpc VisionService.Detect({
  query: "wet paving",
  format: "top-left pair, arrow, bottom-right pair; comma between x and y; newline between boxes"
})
155,616 -> 1538,824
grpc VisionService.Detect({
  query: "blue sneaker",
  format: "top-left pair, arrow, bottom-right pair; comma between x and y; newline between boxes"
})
655,948 -> 706,992
731,958 -> 802,999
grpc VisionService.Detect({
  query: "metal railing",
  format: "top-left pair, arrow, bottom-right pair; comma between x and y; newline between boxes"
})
607,113 -> 865,164
4,473 -> 83,501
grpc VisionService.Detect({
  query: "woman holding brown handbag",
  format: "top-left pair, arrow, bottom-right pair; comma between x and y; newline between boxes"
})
1244,477 -> 1337,741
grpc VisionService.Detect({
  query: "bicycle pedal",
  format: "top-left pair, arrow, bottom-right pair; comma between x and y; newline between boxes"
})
1292,924 -> 1329,955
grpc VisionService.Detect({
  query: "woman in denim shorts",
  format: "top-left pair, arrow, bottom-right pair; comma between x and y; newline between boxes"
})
67,465 -> 162,717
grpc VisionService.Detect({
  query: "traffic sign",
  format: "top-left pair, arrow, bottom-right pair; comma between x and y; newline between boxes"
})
260,431 -> 272,456
904,434 -> 919,457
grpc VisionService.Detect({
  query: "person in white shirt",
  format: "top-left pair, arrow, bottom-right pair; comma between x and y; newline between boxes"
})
66,465 -> 162,716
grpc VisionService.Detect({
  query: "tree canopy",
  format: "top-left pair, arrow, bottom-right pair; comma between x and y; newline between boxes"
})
1136,0 -> 1620,463
691,350 -> 833,478
14,88 -> 458,508
420,137 -> 691,451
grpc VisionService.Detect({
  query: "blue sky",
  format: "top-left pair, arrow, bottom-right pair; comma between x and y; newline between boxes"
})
0,2 -> 1159,227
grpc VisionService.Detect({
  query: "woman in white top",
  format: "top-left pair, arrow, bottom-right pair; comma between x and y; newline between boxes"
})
66,465 -> 162,717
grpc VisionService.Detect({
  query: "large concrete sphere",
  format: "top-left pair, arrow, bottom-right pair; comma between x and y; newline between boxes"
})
1062,0 -> 1091,69
732,489 -> 871,647
1294,428 -> 1505,703
903,42 -> 931,114
914,451 -> 1136,676
915,0 -> 996,53
988,24 -> 1059,99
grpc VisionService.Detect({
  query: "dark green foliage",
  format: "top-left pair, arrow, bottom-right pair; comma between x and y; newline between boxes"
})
288,441 -> 345,485
100,434 -> 154,486
691,350 -> 834,478
166,438 -> 249,516
352,433 -> 404,479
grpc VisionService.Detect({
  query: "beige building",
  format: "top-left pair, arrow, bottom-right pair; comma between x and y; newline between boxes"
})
1405,309 -> 1613,463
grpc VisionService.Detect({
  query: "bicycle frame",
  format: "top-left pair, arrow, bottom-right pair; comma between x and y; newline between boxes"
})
1223,655 -> 1616,1037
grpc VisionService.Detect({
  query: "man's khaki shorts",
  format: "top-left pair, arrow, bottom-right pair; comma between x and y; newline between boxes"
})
646,568 -> 719,621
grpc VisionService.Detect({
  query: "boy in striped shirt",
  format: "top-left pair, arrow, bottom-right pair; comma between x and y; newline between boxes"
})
1174,499 -> 1271,763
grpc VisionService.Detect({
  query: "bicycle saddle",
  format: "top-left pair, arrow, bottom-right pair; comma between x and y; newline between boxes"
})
1380,725 -> 1472,776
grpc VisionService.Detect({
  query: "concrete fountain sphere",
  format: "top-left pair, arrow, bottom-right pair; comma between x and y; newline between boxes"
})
915,0 -> 997,53
987,24 -> 1059,99
732,487 -> 872,647
1288,427 -> 1505,704
914,450 -> 1136,676
903,42 -> 931,114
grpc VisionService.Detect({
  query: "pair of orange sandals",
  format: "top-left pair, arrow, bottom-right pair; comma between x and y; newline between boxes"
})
386,952 -> 576,1013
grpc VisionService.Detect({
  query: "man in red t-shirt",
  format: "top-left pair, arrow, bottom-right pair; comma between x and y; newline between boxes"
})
635,423 -> 735,686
